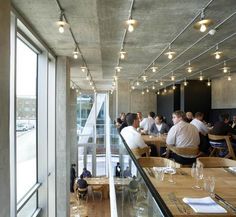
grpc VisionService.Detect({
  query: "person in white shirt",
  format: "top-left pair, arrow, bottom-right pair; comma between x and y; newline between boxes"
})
190,112 -> 209,136
121,113 -> 158,156
139,112 -> 155,134
166,110 -> 200,165
121,113 -> 147,150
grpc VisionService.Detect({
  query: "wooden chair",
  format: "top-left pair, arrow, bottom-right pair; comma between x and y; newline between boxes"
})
131,146 -> 150,158
167,145 -> 199,157
208,134 -> 236,160
137,157 -> 181,168
197,157 -> 236,168
91,185 -> 103,201
76,187 -> 89,203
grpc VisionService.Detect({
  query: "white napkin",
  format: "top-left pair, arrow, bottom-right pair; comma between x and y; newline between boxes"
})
183,197 -> 227,213
228,167 -> 236,172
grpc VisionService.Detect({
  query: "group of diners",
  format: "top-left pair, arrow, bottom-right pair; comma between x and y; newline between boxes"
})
119,110 -> 236,165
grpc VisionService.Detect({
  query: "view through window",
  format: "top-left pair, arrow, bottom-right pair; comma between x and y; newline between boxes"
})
16,37 -> 37,210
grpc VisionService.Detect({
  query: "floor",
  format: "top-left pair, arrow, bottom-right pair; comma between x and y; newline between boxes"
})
70,191 -> 110,217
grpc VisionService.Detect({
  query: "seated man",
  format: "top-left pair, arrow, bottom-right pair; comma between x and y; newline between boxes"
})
150,115 -> 169,134
81,167 -> 92,178
77,175 -> 88,198
210,113 -> 236,157
186,111 -> 193,123
230,115 -> 236,129
139,111 -> 155,134
123,166 -> 132,178
166,110 -> 200,165
121,113 -> 157,156
190,112 -> 210,155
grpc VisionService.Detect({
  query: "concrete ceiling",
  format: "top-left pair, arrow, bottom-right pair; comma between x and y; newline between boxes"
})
12,0 -> 236,91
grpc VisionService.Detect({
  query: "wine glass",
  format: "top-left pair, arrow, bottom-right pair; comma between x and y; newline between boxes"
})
204,176 -> 215,197
192,165 -> 203,190
191,163 -> 196,178
167,159 -> 176,183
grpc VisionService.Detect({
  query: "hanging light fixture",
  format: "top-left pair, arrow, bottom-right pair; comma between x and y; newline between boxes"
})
150,62 -> 157,73
126,18 -> 137,32
114,75 -> 118,81
183,78 -> 188,86
136,81 -> 140,86
86,72 -> 90,80
76,89 -> 79,93
131,85 -> 135,90
199,71 -> 203,81
141,90 -> 145,95
165,44 -> 175,60
152,85 -> 155,90
164,88 -> 167,93
227,72 -> 232,81
146,88 -> 149,93
115,66 -> 122,72
160,81 -> 163,86
172,84 -> 176,90
213,44 -> 222,60
171,72 -> 175,81
120,49 -> 126,60
193,9 -> 213,33
81,66 -> 87,72
221,61 -> 230,73
73,45 -> 79,59
207,78 -> 211,86
142,75 -> 147,82
56,10 -> 68,33
89,81 -> 93,86
187,61 -> 193,73
157,90 -> 160,95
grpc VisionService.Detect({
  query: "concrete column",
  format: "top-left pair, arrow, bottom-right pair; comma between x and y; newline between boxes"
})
70,89 -> 77,168
117,80 -> 130,115
56,57 -> 70,217
0,0 -> 11,216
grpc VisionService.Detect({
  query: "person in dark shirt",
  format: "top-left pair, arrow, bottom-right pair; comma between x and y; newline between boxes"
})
81,167 -> 92,178
115,162 -> 121,177
70,164 -> 76,193
77,175 -> 88,189
117,113 -> 130,134
211,113 -> 236,135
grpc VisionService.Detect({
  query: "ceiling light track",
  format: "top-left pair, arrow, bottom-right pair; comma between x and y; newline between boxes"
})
55,0 -> 96,92
133,0 -> 214,84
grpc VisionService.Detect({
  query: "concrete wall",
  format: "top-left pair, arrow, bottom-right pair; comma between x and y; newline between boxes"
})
212,74 -> 236,109
70,89 -> 77,166
0,1 -> 10,216
56,57 -> 70,217
116,79 -> 157,117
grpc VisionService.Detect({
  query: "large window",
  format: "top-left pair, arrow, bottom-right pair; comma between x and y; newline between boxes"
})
16,38 -> 37,204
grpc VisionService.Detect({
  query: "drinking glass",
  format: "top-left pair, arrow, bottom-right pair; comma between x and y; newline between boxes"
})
154,168 -> 164,181
204,176 -> 215,197
192,165 -> 203,190
167,160 -> 176,183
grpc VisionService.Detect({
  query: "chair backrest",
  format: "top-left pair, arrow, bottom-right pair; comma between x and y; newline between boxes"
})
168,146 -> 199,156
208,134 -> 236,160
137,157 -> 181,168
131,146 -> 150,158
78,187 -> 88,192
197,157 -> 236,168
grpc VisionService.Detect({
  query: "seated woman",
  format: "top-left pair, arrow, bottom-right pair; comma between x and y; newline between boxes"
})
150,115 -> 169,135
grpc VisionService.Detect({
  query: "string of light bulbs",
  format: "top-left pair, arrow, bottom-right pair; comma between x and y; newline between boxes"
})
70,80 -> 82,94
132,0 -> 214,85
55,0 -> 97,93
135,10 -> 236,90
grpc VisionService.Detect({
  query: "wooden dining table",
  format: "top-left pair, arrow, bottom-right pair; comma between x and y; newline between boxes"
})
143,167 -> 236,216
82,177 -> 131,199
142,134 -> 167,156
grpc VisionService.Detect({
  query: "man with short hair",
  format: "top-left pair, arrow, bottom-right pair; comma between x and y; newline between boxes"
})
121,113 -> 147,150
121,113 -> 157,156
186,111 -> 193,123
231,115 -> 236,129
166,110 -> 200,164
140,111 -> 155,134
81,167 -> 92,178
190,112 -> 209,136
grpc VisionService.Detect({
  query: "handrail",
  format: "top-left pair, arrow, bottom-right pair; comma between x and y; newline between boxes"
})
119,135 -> 173,217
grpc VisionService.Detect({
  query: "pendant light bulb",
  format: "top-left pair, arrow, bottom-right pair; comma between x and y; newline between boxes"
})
187,67 -> 192,73
199,72 -> 203,81
152,85 -> 155,90
141,91 -> 145,95
164,88 -> 167,93
207,80 -> 211,86
215,52 -> 221,59
228,75 -> 232,81
131,85 -> 135,90
59,25 -> 64,33
200,24 -> 207,32
136,81 -> 140,86
128,24 -> 134,32
120,51 -> 126,60
171,75 -> 175,81
160,81 -> 163,86
172,84 -> 176,90
146,89 -> 149,93
168,53 -> 173,60
157,90 -> 160,95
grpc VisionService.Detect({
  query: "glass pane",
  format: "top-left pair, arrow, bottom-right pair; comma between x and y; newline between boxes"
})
17,193 -> 37,217
78,146 -> 84,176
16,38 -> 37,202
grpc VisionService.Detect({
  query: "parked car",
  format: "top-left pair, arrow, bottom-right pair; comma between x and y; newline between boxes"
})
16,123 -> 29,131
